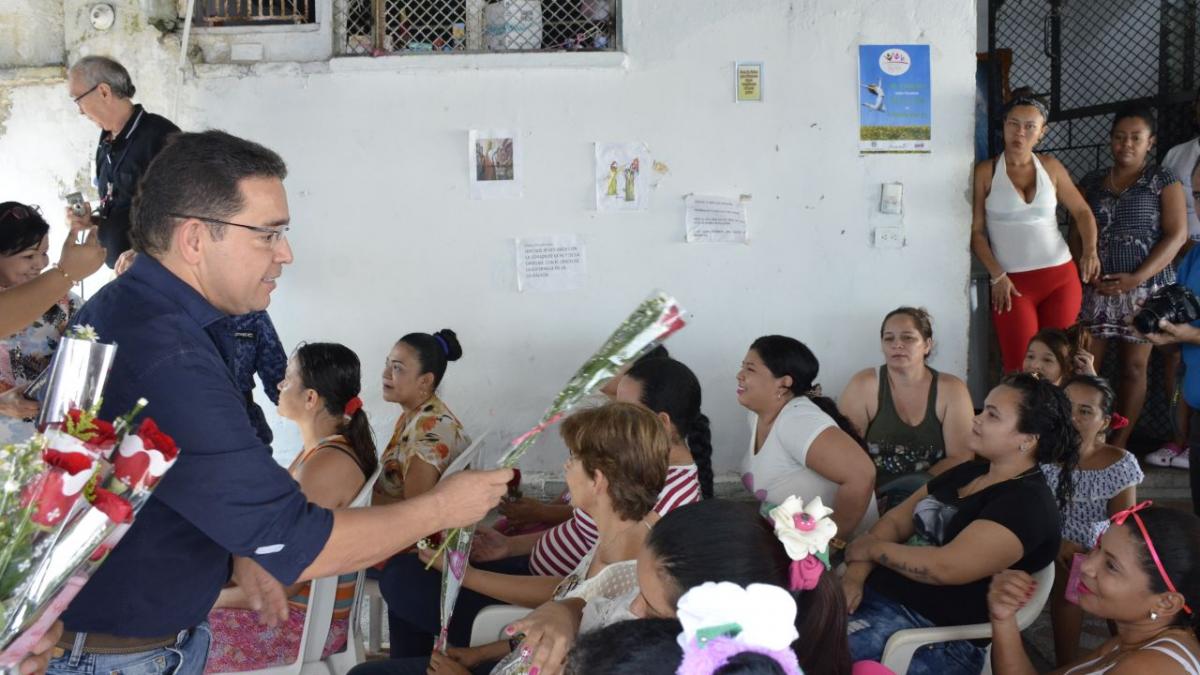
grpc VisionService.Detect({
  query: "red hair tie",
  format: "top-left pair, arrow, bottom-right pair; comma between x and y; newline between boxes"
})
343,396 -> 363,418
1110,413 -> 1129,431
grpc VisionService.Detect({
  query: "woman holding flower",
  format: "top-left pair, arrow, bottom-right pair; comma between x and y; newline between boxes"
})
842,373 -> 1078,673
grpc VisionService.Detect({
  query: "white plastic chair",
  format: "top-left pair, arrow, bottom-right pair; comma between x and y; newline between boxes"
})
470,605 -> 534,647
358,434 -> 490,656
231,466 -> 380,675
879,562 -> 1055,675
321,466 -> 381,675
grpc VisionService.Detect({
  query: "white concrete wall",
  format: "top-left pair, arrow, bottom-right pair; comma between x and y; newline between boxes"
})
0,0 -> 978,473
0,0 -> 64,67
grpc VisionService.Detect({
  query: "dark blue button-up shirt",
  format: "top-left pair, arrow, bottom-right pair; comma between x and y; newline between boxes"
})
61,255 -> 333,636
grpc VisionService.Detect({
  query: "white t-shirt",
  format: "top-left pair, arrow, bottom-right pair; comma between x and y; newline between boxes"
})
1163,137 -> 1200,239
741,397 -> 879,536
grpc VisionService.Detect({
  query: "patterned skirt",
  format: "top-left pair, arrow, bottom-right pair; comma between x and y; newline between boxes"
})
1079,280 -> 1169,343
204,605 -> 349,673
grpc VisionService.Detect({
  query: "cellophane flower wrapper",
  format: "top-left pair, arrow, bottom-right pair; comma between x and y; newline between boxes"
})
0,407 -> 175,669
429,290 -> 687,654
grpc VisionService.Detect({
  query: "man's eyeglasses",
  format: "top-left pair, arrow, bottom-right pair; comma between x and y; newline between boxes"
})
0,204 -> 42,222
73,84 -> 99,106
168,213 -> 290,246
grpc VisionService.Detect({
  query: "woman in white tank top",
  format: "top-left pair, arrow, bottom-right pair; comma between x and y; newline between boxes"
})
971,91 -> 1101,373
987,504 -> 1200,674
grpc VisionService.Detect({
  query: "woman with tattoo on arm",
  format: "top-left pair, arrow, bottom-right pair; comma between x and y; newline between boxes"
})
842,373 -> 1079,674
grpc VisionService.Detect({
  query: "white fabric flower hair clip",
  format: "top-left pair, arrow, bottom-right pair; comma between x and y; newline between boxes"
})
675,582 -> 802,675
769,495 -> 837,590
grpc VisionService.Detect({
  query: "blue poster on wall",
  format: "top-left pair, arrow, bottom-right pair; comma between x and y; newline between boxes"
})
858,44 -> 932,154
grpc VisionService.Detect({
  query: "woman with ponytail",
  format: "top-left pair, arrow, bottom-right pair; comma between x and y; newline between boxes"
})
843,373 -> 1077,673
738,335 -> 878,539
621,356 -> 714,500
989,504 -> 1200,674
206,342 -> 377,672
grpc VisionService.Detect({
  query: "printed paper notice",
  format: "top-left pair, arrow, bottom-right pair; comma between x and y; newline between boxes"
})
735,62 -> 763,102
516,235 -> 586,292
685,195 -> 749,243
858,45 -> 932,153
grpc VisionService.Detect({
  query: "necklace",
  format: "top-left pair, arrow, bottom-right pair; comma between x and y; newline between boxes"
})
1105,166 -> 1143,196
961,465 -> 1040,498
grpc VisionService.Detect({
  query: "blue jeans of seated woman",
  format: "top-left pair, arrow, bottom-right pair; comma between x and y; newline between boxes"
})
380,552 -> 532,658
848,588 -> 985,675
47,623 -> 211,675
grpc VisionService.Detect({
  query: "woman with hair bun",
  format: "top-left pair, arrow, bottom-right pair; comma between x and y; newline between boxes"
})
373,328 -> 470,506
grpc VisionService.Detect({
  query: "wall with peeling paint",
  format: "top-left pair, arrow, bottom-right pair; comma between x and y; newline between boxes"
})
0,0 -> 977,476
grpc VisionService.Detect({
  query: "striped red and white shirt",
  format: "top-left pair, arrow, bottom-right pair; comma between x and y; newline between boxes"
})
529,464 -> 701,577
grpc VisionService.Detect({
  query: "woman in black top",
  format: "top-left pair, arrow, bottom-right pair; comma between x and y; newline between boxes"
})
842,373 -> 1080,674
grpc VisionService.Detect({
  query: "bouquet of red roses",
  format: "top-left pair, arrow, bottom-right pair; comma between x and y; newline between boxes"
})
0,403 -> 179,668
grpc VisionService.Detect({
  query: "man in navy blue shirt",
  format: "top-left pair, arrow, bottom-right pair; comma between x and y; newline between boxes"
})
48,130 -> 510,675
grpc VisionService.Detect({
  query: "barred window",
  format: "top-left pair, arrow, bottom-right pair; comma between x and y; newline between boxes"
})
194,0 -> 316,27
333,0 -> 620,56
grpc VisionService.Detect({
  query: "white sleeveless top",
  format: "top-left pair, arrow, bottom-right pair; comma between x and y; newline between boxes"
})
1064,636 -> 1200,674
985,153 -> 1071,273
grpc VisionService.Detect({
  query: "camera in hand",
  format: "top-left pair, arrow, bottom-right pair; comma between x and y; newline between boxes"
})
1132,284 -> 1200,334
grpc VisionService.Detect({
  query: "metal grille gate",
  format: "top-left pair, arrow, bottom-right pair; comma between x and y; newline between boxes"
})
986,0 -> 1200,442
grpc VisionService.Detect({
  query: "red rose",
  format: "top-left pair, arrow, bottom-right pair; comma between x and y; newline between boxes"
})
84,418 -> 117,449
137,418 -> 179,461
89,488 -> 133,523
43,449 -> 94,475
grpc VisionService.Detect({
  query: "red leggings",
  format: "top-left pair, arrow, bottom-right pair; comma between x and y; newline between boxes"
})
992,260 -> 1082,372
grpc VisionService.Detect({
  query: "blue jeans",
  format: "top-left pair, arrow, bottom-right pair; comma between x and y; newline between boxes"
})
848,588 -> 985,675
47,623 -> 211,675
380,553 -> 532,658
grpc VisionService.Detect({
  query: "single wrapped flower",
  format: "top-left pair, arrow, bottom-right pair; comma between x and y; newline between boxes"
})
88,488 -> 132,524
111,419 -> 178,492
769,495 -> 836,561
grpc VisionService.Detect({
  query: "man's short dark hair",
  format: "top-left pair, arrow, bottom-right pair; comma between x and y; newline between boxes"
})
132,130 -> 288,257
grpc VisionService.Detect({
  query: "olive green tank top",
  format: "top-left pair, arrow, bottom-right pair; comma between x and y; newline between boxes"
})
865,365 -> 946,484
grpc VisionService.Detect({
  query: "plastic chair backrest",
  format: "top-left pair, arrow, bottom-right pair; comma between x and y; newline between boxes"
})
879,561 -> 1055,674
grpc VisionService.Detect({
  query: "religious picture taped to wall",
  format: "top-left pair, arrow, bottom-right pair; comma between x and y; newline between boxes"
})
469,129 -> 523,199
595,142 -> 655,211
858,45 -> 932,153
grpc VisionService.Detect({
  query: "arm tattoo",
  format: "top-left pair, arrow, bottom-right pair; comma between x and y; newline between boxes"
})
878,552 -> 940,584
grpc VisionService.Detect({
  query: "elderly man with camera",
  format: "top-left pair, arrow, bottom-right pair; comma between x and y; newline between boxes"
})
66,55 -> 178,268
1138,244 -> 1200,516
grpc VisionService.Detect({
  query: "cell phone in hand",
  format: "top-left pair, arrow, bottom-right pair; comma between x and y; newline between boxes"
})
66,192 -> 86,218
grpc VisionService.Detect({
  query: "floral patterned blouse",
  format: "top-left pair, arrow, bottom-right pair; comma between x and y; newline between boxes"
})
373,394 -> 470,501
0,292 -> 80,445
